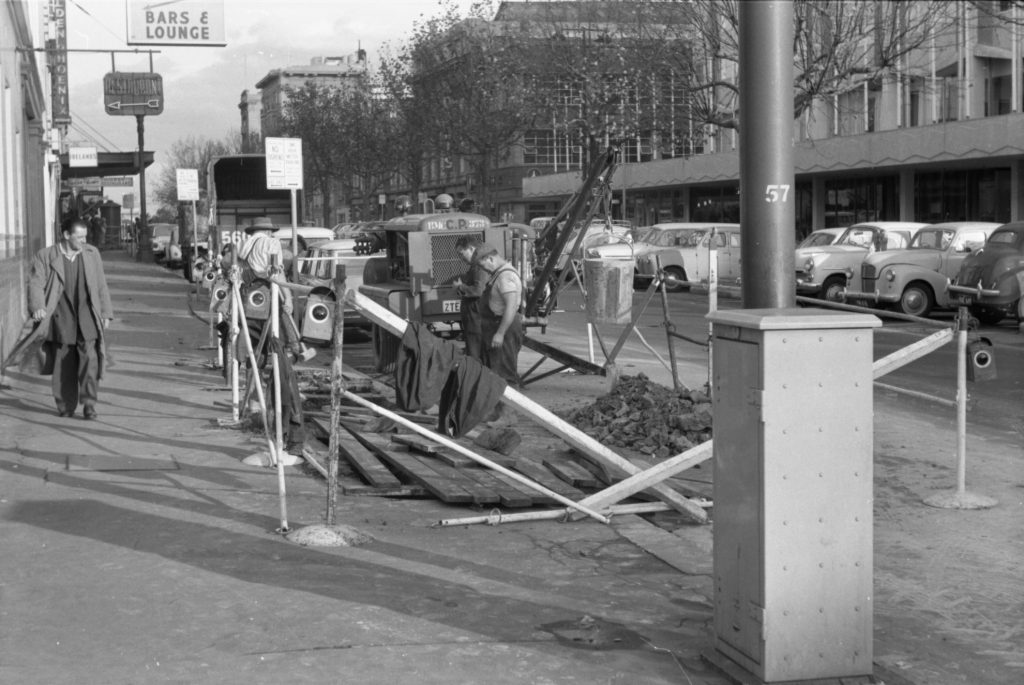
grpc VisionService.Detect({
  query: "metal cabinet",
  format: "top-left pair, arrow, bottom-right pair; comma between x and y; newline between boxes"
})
708,308 -> 880,683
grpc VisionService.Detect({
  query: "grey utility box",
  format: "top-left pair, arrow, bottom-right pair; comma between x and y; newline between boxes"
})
707,308 -> 880,683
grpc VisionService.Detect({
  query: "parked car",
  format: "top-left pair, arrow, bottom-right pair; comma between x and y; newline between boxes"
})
633,223 -> 742,292
950,222 -> 1024,324
272,226 -> 335,276
150,223 -> 178,264
295,239 -> 374,330
848,221 -> 1000,317
531,218 -> 634,277
795,221 -> 928,301
797,227 -> 845,249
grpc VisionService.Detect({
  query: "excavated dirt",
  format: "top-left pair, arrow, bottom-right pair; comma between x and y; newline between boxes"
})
562,373 -> 713,459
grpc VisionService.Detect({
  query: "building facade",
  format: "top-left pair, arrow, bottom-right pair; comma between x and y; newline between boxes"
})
254,53 -> 367,138
0,0 -> 60,365
522,1 -> 1024,234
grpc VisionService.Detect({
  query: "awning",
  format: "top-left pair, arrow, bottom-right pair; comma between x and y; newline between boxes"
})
60,151 -> 155,179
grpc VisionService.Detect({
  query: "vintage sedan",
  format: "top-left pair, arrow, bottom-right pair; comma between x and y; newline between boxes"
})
796,221 -> 928,301
847,221 -> 999,317
635,223 -> 742,292
295,239 -> 372,330
797,227 -> 845,249
588,222 -> 725,287
950,222 -> 1024,324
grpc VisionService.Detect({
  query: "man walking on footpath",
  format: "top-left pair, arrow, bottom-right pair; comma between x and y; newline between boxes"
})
454,235 -> 487,360
27,217 -> 113,418
474,244 -> 523,386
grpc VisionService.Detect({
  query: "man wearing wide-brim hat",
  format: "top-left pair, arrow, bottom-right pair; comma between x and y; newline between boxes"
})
234,217 -> 312,453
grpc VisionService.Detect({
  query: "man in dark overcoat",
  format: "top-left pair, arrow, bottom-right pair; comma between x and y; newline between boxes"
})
22,217 -> 113,418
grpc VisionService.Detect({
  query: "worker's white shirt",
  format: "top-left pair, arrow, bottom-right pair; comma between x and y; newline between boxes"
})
239,232 -> 281,279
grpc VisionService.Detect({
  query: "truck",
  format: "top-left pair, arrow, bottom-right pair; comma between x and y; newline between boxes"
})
205,154 -> 299,253
357,212 -> 514,369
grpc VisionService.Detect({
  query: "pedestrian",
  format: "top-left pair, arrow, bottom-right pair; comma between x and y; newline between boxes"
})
26,216 -> 113,418
236,217 -> 312,454
473,244 -> 523,386
89,211 -> 106,249
453,235 -> 487,360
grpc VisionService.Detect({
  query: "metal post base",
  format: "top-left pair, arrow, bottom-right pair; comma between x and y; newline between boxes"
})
285,524 -> 373,547
242,450 -> 303,468
923,490 -> 998,510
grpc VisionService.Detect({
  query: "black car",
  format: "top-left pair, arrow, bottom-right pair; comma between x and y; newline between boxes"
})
951,222 -> 1024,324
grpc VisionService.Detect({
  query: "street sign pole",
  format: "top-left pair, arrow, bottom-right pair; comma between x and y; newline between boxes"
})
290,188 -> 298,275
136,114 -> 149,263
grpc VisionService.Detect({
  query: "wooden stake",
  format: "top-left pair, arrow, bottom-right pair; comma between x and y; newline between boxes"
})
326,266 -> 346,525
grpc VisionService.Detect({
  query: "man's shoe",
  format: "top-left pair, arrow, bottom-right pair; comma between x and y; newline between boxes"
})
83,406 -> 97,420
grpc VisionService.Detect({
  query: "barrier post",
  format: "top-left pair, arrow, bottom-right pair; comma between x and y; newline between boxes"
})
326,264 -> 346,526
923,305 -> 997,510
269,278 -> 290,531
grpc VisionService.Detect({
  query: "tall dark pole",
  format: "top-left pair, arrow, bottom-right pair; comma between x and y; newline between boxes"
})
739,1 -> 795,308
136,114 -> 152,262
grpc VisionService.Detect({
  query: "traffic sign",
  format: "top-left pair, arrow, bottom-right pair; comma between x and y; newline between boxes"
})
103,72 -> 164,117
265,137 -> 303,190
176,168 -> 200,201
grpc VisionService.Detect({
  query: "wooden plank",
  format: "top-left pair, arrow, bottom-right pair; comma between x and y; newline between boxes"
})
577,442 -> 714,512
543,458 -> 602,489
392,433 -> 440,454
334,430 -> 402,489
373,450 -> 476,504
511,458 -> 585,500
355,431 -> 499,505
426,447 -> 477,468
612,514 -> 712,576
487,471 -> 559,506
458,468 -> 535,508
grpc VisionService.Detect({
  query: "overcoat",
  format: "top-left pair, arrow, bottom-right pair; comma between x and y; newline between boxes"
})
2,243 -> 112,377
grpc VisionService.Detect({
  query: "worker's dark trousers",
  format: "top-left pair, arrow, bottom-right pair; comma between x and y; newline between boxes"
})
479,313 -> 522,386
247,319 -> 304,449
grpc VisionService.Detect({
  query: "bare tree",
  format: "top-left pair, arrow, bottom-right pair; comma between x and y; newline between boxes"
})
678,0 -> 956,130
152,133 -> 241,215
399,1 -> 545,212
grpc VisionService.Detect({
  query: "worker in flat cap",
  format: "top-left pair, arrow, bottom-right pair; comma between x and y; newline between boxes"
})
473,244 -> 522,386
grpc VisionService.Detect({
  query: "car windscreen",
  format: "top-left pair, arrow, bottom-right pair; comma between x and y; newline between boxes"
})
648,229 -> 697,247
909,229 -> 953,250
836,227 -> 877,247
988,229 -> 1022,246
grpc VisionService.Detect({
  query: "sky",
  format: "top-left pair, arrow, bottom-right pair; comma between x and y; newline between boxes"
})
42,0 -> 480,206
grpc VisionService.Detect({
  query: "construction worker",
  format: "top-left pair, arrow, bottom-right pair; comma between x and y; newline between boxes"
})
474,244 -> 523,386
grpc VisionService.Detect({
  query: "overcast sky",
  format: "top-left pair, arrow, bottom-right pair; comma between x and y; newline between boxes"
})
46,0 -> 478,204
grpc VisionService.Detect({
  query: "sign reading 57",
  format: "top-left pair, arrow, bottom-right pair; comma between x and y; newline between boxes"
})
764,184 -> 791,203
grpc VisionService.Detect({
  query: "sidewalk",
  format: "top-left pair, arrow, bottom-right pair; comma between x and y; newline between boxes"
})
0,251 -> 1020,685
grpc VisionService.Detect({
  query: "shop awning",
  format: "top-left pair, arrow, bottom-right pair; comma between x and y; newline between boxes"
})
60,151 -> 155,179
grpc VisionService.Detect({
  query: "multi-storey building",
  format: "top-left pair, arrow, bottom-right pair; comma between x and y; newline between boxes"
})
521,1 -> 1024,234
255,53 -> 367,138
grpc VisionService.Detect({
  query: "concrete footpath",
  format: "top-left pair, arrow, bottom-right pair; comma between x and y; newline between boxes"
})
0,251 -> 1021,685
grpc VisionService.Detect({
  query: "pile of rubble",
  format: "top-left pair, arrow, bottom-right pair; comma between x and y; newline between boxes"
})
564,374 -> 713,459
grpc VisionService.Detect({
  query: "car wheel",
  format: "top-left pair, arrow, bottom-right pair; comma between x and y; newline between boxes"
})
663,266 -> 689,293
820,276 -> 846,303
970,305 -> 1006,326
897,282 -> 934,317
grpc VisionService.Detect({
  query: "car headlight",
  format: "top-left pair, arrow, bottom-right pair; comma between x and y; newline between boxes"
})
844,267 -> 854,280
803,257 -> 815,273
885,269 -> 895,282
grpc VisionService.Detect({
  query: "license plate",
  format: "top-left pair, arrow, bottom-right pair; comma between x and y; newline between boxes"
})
442,300 -> 461,314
